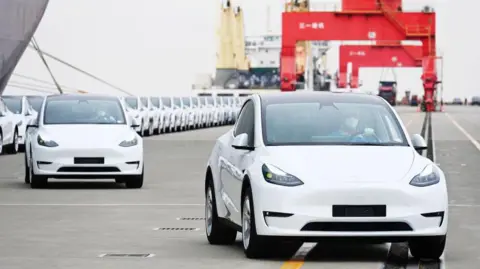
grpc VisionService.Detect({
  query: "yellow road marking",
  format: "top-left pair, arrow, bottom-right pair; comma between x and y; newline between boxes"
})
280,243 -> 316,269
280,260 -> 304,269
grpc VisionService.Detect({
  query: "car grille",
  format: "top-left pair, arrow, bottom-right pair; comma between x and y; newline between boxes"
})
301,222 -> 413,232
57,166 -> 120,173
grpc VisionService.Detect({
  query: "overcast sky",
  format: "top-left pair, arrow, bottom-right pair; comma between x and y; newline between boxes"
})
4,0 -> 474,100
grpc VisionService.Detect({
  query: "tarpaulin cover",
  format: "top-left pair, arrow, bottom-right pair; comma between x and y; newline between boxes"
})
0,0 -> 49,94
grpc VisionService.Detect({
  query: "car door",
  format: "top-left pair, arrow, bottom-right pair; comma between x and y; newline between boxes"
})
222,100 -> 256,223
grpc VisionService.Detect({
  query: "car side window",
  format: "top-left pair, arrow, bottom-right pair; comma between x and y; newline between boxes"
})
233,100 -> 255,146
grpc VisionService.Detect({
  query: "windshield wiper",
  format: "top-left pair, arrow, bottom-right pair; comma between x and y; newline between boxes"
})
347,142 -> 385,146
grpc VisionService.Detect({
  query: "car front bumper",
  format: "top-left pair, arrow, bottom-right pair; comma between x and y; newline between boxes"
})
251,179 -> 448,239
32,145 -> 143,178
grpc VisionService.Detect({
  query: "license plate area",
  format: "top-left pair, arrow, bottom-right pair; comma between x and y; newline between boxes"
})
332,205 -> 386,217
74,157 -> 105,164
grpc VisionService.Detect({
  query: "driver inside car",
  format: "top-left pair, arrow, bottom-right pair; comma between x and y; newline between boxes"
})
330,113 -> 378,143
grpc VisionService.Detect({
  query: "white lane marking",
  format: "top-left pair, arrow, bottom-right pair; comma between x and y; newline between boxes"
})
290,242 -> 316,261
430,115 -> 437,163
0,203 -> 204,206
445,113 -> 480,151
449,204 -> 480,207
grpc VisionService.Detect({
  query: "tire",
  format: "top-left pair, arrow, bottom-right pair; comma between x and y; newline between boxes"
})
409,235 -> 446,260
0,131 -> 3,155
24,151 -> 30,184
205,179 -> 237,245
6,129 -> 18,154
125,166 -> 144,189
30,159 -> 48,189
242,186 -> 275,258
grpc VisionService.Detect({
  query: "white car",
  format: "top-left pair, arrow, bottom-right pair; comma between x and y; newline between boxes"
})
191,97 -> 203,128
171,97 -> 185,132
2,95 -> 38,151
213,96 -> 225,126
204,96 -> 217,127
140,97 -> 157,136
204,92 -> 447,260
181,97 -> 196,130
24,94 -> 144,189
160,97 -> 173,133
122,96 -> 149,135
150,97 -> 167,134
0,97 -> 19,154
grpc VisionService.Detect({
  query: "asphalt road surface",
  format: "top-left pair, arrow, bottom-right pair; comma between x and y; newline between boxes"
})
0,106 -> 479,269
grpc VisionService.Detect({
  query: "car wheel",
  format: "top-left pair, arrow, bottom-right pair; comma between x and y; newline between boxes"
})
24,151 -> 30,184
30,160 -> 48,189
125,166 -> 144,189
242,186 -> 273,258
7,129 -> 18,154
0,131 -> 3,155
409,235 -> 446,260
205,180 -> 237,245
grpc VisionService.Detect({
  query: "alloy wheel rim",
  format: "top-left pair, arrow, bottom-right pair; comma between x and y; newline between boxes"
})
205,188 -> 213,236
242,198 -> 251,250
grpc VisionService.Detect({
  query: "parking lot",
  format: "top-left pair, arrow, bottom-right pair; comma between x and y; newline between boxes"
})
0,106 -> 479,269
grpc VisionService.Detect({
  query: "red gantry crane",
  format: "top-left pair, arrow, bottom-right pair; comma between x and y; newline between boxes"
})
280,0 -> 441,112
338,41 -> 422,89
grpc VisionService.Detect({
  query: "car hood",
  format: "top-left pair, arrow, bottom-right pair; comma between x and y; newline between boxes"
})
39,125 -> 136,148
262,146 -> 416,183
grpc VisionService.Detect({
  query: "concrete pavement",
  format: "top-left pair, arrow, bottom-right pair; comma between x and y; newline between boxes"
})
0,106 -> 478,268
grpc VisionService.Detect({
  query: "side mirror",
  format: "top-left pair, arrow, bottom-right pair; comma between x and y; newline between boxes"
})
411,134 -> 427,154
232,133 -> 254,150
26,124 -> 38,129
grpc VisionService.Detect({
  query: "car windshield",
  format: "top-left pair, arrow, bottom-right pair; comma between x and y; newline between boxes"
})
151,97 -> 160,108
161,97 -> 171,108
263,101 -> 407,146
192,98 -> 198,107
207,97 -> 214,105
124,97 -> 138,109
173,97 -> 181,107
182,97 -> 190,107
2,97 -> 22,114
44,98 -> 126,125
216,97 -> 222,105
27,96 -> 44,112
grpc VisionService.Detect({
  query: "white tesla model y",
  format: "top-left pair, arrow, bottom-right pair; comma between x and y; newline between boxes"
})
204,92 -> 447,259
24,94 -> 144,189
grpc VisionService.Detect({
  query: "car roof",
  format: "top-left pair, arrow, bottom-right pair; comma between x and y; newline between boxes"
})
257,91 -> 386,105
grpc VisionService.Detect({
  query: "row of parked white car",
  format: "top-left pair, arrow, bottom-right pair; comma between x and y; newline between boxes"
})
0,94 -> 243,155
120,96 -> 244,136
0,95 -> 43,155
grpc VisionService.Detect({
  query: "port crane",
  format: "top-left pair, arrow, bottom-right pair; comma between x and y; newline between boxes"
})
280,0 -> 441,112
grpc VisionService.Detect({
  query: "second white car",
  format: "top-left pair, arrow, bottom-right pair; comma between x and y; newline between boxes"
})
25,94 -> 144,189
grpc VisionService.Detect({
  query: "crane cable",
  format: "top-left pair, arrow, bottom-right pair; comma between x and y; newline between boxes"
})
30,36 -> 63,94
11,73 -> 86,93
27,44 -> 133,96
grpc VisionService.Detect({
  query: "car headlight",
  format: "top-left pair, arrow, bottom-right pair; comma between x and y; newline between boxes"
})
37,135 -> 58,147
119,136 -> 138,147
410,164 -> 440,187
262,164 -> 303,186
